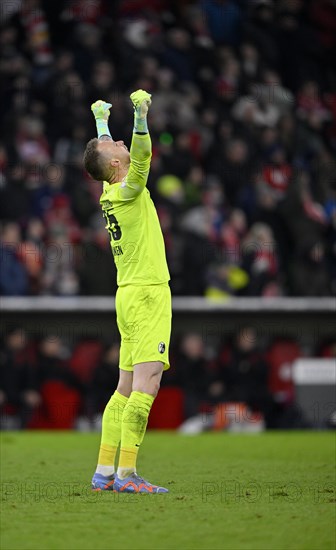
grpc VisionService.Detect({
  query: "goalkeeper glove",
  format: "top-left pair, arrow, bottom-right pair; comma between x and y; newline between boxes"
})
91,100 -> 112,138
130,89 -> 152,133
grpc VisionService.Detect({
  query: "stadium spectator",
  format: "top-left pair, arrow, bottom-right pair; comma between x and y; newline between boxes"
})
18,218 -> 44,294
34,335 -> 83,428
36,336 -> 76,386
0,327 -> 40,428
241,222 -> 281,296
174,332 -> 214,419
0,223 -> 28,296
78,215 -> 117,296
201,0 -> 242,46
209,327 -> 311,429
87,342 -> 120,416
208,327 -> 279,428
41,224 -> 79,296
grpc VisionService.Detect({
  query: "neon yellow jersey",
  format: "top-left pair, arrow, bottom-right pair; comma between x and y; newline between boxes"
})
99,133 -> 170,287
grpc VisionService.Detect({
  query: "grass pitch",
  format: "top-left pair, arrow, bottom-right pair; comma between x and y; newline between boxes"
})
1,431 -> 335,550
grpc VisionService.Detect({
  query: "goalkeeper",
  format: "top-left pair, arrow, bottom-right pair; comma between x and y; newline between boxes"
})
84,90 -> 171,494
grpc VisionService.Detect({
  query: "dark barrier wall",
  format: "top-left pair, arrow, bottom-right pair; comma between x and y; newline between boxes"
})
1,297 -> 335,348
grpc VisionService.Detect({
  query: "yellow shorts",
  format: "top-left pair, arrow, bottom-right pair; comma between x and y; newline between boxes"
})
116,283 -> 171,371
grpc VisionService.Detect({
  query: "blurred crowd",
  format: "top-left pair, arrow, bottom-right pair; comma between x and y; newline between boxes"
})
1,0 -> 336,297
1,326 -> 335,430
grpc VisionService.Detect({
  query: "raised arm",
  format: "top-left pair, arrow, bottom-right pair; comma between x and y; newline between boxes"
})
121,90 -> 152,199
89,92 -> 152,198
91,100 -> 113,141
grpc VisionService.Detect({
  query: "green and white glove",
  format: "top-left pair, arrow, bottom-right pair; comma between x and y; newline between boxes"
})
130,89 -> 152,133
91,99 -> 112,138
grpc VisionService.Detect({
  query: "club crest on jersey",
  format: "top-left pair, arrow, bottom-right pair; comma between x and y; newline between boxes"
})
158,342 -> 165,354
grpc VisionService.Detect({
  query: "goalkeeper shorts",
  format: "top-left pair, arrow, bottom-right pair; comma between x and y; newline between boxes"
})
116,283 -> 171,371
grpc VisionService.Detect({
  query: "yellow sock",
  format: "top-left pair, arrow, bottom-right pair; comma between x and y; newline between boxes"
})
118,391 -> 154,479
96,390 -> 128,476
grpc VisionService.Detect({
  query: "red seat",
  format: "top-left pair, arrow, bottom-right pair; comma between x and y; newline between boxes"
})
69,340 -> 103,383
148,387 -> 184,429
320,343 -> 336,358
267,340 -> 301,403
29,381 -> 81,429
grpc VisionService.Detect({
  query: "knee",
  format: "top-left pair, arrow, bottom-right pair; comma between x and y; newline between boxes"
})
150,380 -> 161,398
116,369 -> 133,398
133,380 -> 161,398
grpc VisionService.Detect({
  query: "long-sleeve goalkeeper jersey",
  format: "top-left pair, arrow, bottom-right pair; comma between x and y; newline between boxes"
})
99,133 -> 170,287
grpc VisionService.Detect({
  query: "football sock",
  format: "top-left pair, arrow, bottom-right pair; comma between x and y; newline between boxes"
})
117,391 -> 154,479
96,390 -> 128,476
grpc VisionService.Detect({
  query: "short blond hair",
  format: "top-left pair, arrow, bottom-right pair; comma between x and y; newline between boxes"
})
83,138 -> 108,181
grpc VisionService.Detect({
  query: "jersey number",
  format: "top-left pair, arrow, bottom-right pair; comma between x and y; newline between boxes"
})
104,212 -> 122,241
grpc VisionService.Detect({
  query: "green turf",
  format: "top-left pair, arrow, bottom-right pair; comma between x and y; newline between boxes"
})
1,431 -> 335,550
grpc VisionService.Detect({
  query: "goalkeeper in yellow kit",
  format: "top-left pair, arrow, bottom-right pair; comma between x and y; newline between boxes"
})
83,90 -> 171,493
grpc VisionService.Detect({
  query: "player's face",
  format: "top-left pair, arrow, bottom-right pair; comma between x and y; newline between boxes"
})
98,139 -> 130,165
